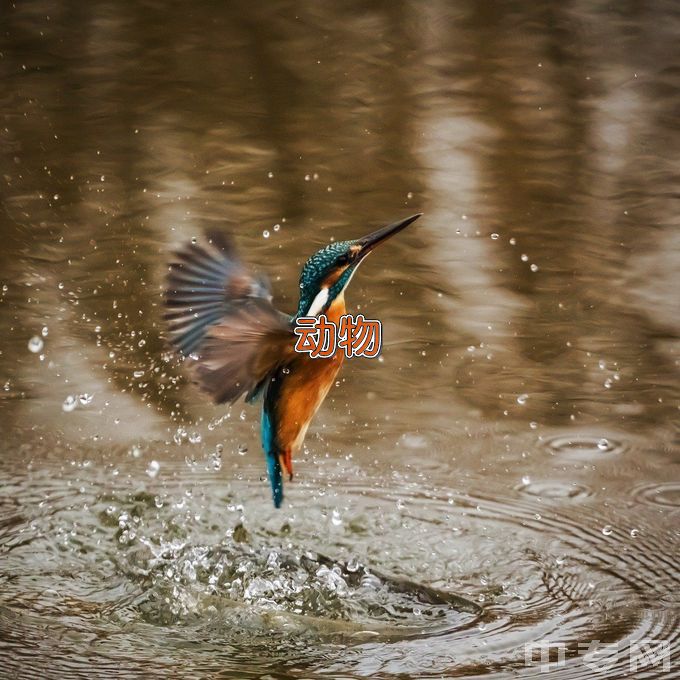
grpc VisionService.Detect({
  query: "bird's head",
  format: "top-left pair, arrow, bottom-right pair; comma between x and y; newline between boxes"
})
295,213 -> 422,318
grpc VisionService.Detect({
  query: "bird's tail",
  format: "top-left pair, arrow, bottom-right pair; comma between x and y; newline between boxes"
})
266,451 -> 284,508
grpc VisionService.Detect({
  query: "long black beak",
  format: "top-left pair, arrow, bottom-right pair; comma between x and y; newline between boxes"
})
356,213 -> 422,260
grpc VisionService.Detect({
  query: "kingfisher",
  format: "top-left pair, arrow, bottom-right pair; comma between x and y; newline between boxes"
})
164,213 -> 422,507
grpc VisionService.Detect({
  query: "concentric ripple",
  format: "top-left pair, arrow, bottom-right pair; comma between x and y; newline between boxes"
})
0,453 -> 677,679
632,482 -> 680,509
542,433 -> 627,460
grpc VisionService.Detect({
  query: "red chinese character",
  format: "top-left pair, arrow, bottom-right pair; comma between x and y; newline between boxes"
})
293,317 -> 318,354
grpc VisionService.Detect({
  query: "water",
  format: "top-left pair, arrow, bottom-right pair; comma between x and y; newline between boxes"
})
1,1 -> 679,678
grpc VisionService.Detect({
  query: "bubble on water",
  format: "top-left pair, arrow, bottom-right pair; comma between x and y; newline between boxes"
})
28,336 -> 44,353
282,366 -> 290,374
602,525 -> 613,536
346,557 -> 360,572
597,438 -> 609,451
262,230 -> 270,238
146,460 -> 160,478
273,223 -> 281,232
79,393 -> 93,406
520,253 -> 529,262
516,393 -> 528,405
530,263 -> 539,272
237,444 -> 248,456
490,233 -> 499,240
62,395 -> 77,412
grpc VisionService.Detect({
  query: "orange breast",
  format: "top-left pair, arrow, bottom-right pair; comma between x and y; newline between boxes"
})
275,295 -> 346,452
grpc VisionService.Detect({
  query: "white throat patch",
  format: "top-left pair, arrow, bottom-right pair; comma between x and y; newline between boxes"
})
306,287 -> 329,316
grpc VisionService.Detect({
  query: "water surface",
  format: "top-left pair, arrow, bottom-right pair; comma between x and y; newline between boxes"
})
1,1 -> 679,678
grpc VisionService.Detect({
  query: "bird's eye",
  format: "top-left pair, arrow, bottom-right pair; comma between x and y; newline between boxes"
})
336,253 -> 350,266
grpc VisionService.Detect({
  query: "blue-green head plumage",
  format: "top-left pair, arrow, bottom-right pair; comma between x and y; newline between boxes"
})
295,214 -> 423,320
295,239 -> 358,318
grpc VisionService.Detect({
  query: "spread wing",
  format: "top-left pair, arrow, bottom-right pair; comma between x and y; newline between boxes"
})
164,231 -> 295,404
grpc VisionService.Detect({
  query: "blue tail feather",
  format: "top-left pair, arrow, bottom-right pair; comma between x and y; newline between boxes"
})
261,407 -> 283,508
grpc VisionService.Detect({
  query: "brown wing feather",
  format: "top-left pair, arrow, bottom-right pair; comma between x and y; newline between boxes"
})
193,300 -> 295,404
164,233 -> 294,404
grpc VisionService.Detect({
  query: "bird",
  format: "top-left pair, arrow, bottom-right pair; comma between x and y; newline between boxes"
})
164,213 -> 422,507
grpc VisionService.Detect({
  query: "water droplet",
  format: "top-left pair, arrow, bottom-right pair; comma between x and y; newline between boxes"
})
282,366 -> 290,374
267,171 -> 274,178
28,336 -> 44,353
209,449 -> 222,471
630,528 -> 639,538
146,460 -> 160,478
530,263 -> 539,272
62,395 -> 77,412
78,393 -> 93,406
133,370 -> 144,378
41,326 -> 49,337
331,509 -> 342,526
509,237 -> 517,245
237,444 -> 248,456
598,359 -> 607,370
517,393 -> 528,405
604,378 -> 613,389
273,223 -> 280,232
521,475 -> 531,486
520,253 -> 529,262
396,498 -> 406,510
239,410 -> 246,421
602,525 -> 613,536
262,230 -> 270,238
188,432 -> 202,444
529,421 -> 538,429
304,174 -> 311,181
490,233 -> 499,240
129,445 -> 142,458
406,191 -> 413,199
597,438 -> 609,451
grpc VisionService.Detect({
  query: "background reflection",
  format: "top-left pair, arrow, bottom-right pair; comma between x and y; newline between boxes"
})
1,0 -> 677,440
